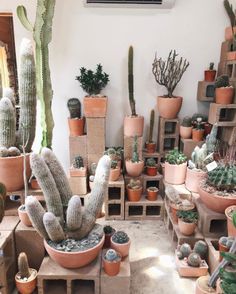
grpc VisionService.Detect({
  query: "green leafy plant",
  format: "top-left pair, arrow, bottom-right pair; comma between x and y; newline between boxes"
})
165,148 -> 187,165
181,116 -> 192,127
146,158 -> 157,167
215,75 -> 231,88
177,210 -> 198,224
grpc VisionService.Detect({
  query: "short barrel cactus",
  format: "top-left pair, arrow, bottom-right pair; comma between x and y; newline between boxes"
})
112,231 -> 129,244
105,249 -> 119,262
187,253 -> 201,267
179,243 -> 192,258
72,155 -> 84,169
193,240 -> 208,259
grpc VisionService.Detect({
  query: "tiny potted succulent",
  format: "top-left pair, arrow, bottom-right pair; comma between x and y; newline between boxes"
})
180,116 -> 193,139
103,249 -> 121,276
192,117 -> 205,142
146,158 -> 158,176
109,160 -> 121,182
67,98 -> 84,136
218,236 -> 234,262
76,64 -> 109,117
177,210 -> 198,236
111,231 -> 131,258
225,206 -> 236,237
145,109 -> 156,153
214,75 -> 234,104
125,136 -> 144,177
103,225 -> 116,248
15,252 -> 37,294
204,62 -> 217,82
164,148 -> 187,185
146,187 -> 158,201
69,155 -> 87,177
224,0 -> 236,61
127,179 -> 142,202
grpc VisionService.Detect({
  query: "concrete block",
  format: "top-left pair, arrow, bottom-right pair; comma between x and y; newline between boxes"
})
225,60 -> 236,80
205,238 -> 220,274
197,81 -> 215,102
88,153 -> 103,168
68,175 -> 87,195
0,216 -> 19,231
142,174 -> 164,195
220,40 -> 232,62
86,118 -> 105,155
124,136 -> 143,160
208,103 -> 236,126
180,138 -> 204,159
69,135 -> 87,166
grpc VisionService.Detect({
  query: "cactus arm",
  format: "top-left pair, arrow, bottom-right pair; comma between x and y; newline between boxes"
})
18,252 -> 30,279
66,196 -> 82,231
43,212 -> 65,242
128,46 -> 136,116
16,6 -> 33,32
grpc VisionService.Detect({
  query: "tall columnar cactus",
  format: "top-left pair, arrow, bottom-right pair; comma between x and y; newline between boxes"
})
132,136 -> 139,163
17,0 -> 56,149
18,39 -> 37,152
26,149 -> 111,241
18,252 -> 30,279
2,87 -> 16,107
0,98 -> 16,148
206,124 -> 218,154
148,109 -> 155,143
128,46 -> 136,116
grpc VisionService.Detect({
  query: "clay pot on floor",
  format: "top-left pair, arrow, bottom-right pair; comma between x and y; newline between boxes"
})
103,252 -> 121,276
227,51 -> 236,61
124,115 -> 144,137
164,161 -> 187,185
225,26 -> 236,40
145,142 -> 156,153
83,96 -> 107,117
127,186 -> 142,202
192,129 -> 205,142
68,117 -> 85,136
195,276 -> 217,294
109,167 -> 121,181
204,70 -> 216,82
147,187 -> 158,201
178,219 -> 197,236
111,238 -> 131,258
18,205 -> 32,227
185,168 -> 207,193
15,268 -> 37,294
146,166 -> 158,176
225,205 -> 236,237
125,160 -> 144,177
156,96 -> 183,119
218,242 -> 229,262
215,87 -> 234,104
180,126 -> 193,139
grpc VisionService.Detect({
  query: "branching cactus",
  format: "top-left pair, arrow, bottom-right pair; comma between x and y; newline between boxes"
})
26,149 -> 111,242
128,46 -> 136,116
18,252 -> 30,279
189,144 -> 207,170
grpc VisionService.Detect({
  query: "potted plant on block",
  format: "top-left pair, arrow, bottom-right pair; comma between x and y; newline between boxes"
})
225,206 -> 236,237
164,148 -> 187,185
67,98 -> 84,136
69,155 -> 87,177
224,0 -> 236,61
224,0 -> 236,40
109,160 -> 121,182
124,46 -> 144,136
127,179 -> 142,202
111,231 -> 131,258
103,225 -> 116,248
192,117 -> 205,142
152,50 -> 189,119
104,147 -> 123,169
76,64 -> 109,117
145,109 -> 156,153
103,249 -> 121,276
125,136 -> 144,177
147,187 -> 158,201
214,75 -> 234,105
204,63 -> 217,82
180,116 -> 193,139
146,158 -> 158,176
218,237 -> 233,262
177,210 -> 198,236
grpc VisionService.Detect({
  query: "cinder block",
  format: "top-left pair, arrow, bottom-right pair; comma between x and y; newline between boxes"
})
197,81 -> 215,102
69,135 -> 87,166
86,118 -> 105,155
225,60 -> 236,81
142,174 -> 164,196
88,153 -> 103,168
142,151 -> 164,170
68,176 -> 87,195
205,238 -> 220,274
180,138 -> 204,159
220,40 -> 232,62
217,61 -> 227,76
124,136 -> 143,160
208,103 -> 236,126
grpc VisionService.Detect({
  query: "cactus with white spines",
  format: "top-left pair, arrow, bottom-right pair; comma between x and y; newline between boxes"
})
2,87 -> 16,107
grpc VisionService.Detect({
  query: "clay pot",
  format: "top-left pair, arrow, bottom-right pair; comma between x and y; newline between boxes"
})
145,142 -> 156,153
30,178 -> 40,190
192,129 -> 205,142
18,205 -> 32,227
69,167 -> 87,177
185,168 -> 207,193
124,115 -> 144,137
156,96 -> 182,119
104,229 -> 116,249
195,276 -> 217,294
227,51 -> 236,61
164,161 -> 187,185
111,238 -> 131,258
68,117 -> 84,136
198,185 -> 236,213
146,166 -> 158,176
178,219 -> 197,236
215,87 -> 234,104
44,235 -> 105,268
15,268 -> 37,294
225,205 -> 236,237
225,26 -> 236,41
0,154 -> 31,192
103,253 -> 121,276
147,188 -> 158,201
204,70 -> 216,82
180,126 -> 193,139
127,186 -> 142,202
109,167 -> 121,182
83,96 -> 107,117
125,160 -> 144,177
218,242 -> 229,262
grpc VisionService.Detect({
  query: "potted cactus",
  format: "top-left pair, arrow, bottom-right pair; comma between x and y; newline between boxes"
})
127,179 -> 142,202
145,109 -> 156,153
146,187 -> 158,201
125,136 -> 144,177
104,147 -> 123,169
164,149 -> 187,185
67,98 -> 84,136
180,116 -> 193,139
218,236 -> 234,262
111,231 -> 131,258
224,0 -> 236,61
204,63 -> 217,82
146,158 -> 158,176
177,210 -> 198,236
76,64 -> 109,117
192,117 -> 205,142
124,46 -> 144,137
25,149 -> 111,268
152,50 -> 189,119
15,252 -> 37,294
103,225 -> 116,248
214,75 -> 234,104
109,160 -> 121,182
225,206 -> 236,237
224,0 -> 236,41
69,155 -> 87,177
103,249 -> 121,276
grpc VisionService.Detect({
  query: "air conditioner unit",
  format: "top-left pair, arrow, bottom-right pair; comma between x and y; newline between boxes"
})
84,0 -> 176,9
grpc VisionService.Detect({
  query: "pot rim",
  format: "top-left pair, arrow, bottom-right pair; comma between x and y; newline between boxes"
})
126,159 -> 144,164
225,205 -> 236,219
124,114 -> 144,119
84,95 -> 107,99
0,153 -> 31,160
15,268 -> 37,283
147,187 -> 159,192
127,186 -> 142,192
165,161 -> 187,167
110,238 -> 131,247
68,117 -> 84,121
157,96 -> 183,99
199,185 -> 236,200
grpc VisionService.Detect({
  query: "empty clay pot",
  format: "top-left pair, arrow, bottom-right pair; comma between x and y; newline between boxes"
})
215,87 -> 234,104
111,238 -> 131,258
180,126 -> 193,139
164,161 -> 187,185
124,115 -> 144,137
156,96 -> 183,119
178,219 -> 197,236
83,96 -> 107,117
68,117 -> 85,136
125,160 -> 144,177
15,268 -> 37,294
127,186 -> 142,202
225,205 -> 236,237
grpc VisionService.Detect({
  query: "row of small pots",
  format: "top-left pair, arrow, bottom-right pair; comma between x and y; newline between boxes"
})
127,186 -> 159,202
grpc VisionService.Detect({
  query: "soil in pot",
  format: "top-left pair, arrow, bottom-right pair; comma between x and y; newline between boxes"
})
147,187 -> 158,201
225,205 -> 236,237
145,142 -> 156,153
18,205 -> 32,227
157,96 -> 183,119
15,268 -> 37,294
215,87 -> 234,104
68,117 -> 84,136
124,115 -> 144,137
192,129 -> 204,142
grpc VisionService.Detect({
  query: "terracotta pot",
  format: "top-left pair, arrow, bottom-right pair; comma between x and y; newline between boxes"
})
215,87 -> 234,104
164,161 -> 187,185
18,205 -> 32,227
225,26 -> 236,41
204,70 -> 216,82
145,142 -> 156,153
109,167 -> 121,181
180,126 -> 193,139
111,238 -> 131,258
44,235 -> 105,268
156,96 -> 183,119
83,96 -> 107,117
127,186 -> 142,202
198,185 -> 236,213
185,168 -> 207,193
146,166 -> 158,176
69,167 -> 87,177
147,188 -> 158,201
124,115 -> 144,137
15,268 -> 37,294
125,160 -> 144,177
103,253 -> 121,276
0,154 -> 31,192
204,123 -> 212,137
68,117 -> 84,136
225,205 -> 236,237
178,219 -> 197,236
227,51 -> 236,61
218,242 -> 229,262
195,276 -> 217,294
104,229 -> 116,249
192,129 -> 205,142
30,178 -> 40,190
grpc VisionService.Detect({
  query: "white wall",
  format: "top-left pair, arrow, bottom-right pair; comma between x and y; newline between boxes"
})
0,0 -> 232,170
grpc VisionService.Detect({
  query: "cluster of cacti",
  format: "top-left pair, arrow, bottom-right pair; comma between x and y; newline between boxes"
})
104,249 -> 120,261
112,231 -> 129,244
215,75 -> 231,88
181,116 -> 192,127
219,236 -> 234,249
127,179 -> 142,190
187,253 -> 202,267
26,149 -> 111,242
72,155 -> 84,169
131,136 -> 139,163
148,109 -> 155,143
67,98 -> 81,119
18,252 -> 30,279
193,240 -> 208,259
146,158 -> 156,167
178,243 -> 192,259
165,148 -> 187,165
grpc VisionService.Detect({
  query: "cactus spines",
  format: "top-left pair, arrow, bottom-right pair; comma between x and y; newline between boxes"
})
0,147 -> 9,157
193,240 -> 208,259
67,98 -> 81,119
205,123 -> 218,154
112,231 -> 129,244
66,196 -> 82,231
132,136 -> 139,163
128,46 -> 136,116
148,109 -> 155,143
43,212 -> 65,242
189,144 -> 208,170
187,253 -> 201,267
8,146 -> 21,157
0,97 -> 16,148
18,38 -> 37,153
105,249 -> 119,261
72,156 -> 84,169
18,252 -> 30,279
3,87 -> 16,107
179,243 -> 192,258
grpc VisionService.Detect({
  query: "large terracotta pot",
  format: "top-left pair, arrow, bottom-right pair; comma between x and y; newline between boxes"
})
185,168 -> 207,193
225,205 -> 236,237
83,96 -> 107,117
156,96 -> 182,119
44,235 -> 105,268
180,126 -> 193,139
195,276 -> 217,294
192,129 -> 204,142
103,253 -> 121,276
0,154 -> 31,192
164,161 -> 187,185
178,219 -> 197,236
111,238 -> 131,258
198,186 -> 236,213
18,205 -> 32,227
204,70 -> 216,82
125,160 -> 144,177
68,117 -> 84,136
225,26 -> 236,41
215,87 -> 234,105
127,186 -> 142,202
227,51 -> 236,61
124,115 -> 144,137
15,269 -> 37,294
109,167 -> 121,182
145,142 -> 156,153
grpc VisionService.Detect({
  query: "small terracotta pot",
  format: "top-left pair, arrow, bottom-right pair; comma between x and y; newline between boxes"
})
127,186 -> 142,202
227,51 -> 236,61
204,70 -> 216,82
225,26 -> 236,41
195,276 -> 217,294
218,242 -> 229,262
164,161 -> 187,185
124,115 -> 144,137
180,126 -> 193,139
109,167 -> 121,181
178,219 -> 197,236
83,96 -> 107,117
192,129 -> 205,142
156,96 -> 182,119
15,269 -> 37,294
18,205 -> 32,227
111,238 -> 131,258
225,205 -> 236,237
68,117 -> 84,136
69,167 -> 87,177
103,253 -> 121,276
147,188 -> 158,201
215,87 -> 234,104
145,142 -> 156,153
185,168 -> 207,193
146,166 -> 158,176
30,178 -> 40,190
125,160 -> 144,177
104,229 -> 116,249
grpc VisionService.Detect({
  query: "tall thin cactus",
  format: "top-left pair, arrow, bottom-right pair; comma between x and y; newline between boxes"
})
128,46 -> 136,116
18,252 -> 30,279
148,109 -> 155,143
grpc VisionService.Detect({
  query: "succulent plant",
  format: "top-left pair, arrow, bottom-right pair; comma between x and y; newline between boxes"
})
131,136 -> 140,163
148,109 -> 155,143
181,116 -> 192,127
187,253 -> 201,267
127,179 -> 142,190
111,160 -> 118,169
179,243 -> 192,259
67,98 -> 81,119
0,147 -> 9,157
165,148 -> 187,165
18,252 -> 30,279
128,46 -> 136,116
209,62 -> 215,70
112,231 -> 129,244
146,158 -> 157,167
215,75 -> 230,88
104,249 -> 120,262
103,225 -> 114,235
193,240 -> 208,259
72,155 -> 84,169
177,210 -> 198,224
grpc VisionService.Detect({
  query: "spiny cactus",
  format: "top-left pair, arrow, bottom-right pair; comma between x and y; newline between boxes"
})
72,156 -> 84,169
193,240 -> 208,259
165,148 -> 187,165
148,109 -> 155,143
131,136 -> 139,163
128,46 -> 136,116
187,253 -> 201,267
209,63 -> 214,70
67,98 -> 81,119
2,87 -> 16,107
0,97 -> 16,148
219,236 -> 228,247
215,75 -> 230,88
18,38 -> 37,153
8,147 -> 21,157
189,144 -> 208,170
127,179 -> 141,190
181,116 -> 192,127
105,249 -> 119,261
205,123 -> 218,154
104,225 -> 114,235
146,158 -> 156,167
112,231 -> 129,244
179,243 -> 192,259
18,252 -> 30,279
